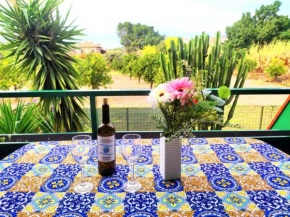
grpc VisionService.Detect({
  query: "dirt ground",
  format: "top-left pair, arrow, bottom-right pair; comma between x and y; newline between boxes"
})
85,73 -> 288,108
17,72 -> 288,108
80,74 -> 152,108
231,75 -> 288,106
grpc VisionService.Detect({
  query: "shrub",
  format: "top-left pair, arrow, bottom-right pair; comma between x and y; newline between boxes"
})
265,58 -> 288,79
0,99 -> 53,134
248,41 -> 290,73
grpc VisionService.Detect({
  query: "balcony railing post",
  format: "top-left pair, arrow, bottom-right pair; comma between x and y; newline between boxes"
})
126,108 -> 129,131
90,96 -> 98,140
259,106 -> 264,130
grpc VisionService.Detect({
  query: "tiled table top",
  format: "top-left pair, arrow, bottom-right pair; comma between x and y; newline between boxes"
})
0,137 -> 289,217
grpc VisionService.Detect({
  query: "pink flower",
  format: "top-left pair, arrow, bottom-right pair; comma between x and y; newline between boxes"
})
165,77 -> 194,105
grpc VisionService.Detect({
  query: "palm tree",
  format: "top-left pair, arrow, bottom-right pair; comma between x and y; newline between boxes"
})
0,0 -> 87,132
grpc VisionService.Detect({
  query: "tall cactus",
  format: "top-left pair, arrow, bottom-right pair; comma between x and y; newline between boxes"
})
160,31 -> 248,130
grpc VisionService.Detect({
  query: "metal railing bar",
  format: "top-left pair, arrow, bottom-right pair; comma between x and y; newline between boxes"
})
1,130 -> 290,141
90,96 -> 98,140
0,88 -> 290,98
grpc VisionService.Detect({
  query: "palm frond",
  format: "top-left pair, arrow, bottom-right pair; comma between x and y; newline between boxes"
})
0,0 -> 88,132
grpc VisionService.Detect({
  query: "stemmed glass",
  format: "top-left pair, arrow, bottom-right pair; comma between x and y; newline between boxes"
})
71,135 -> 94,194
121,134 -> 143,193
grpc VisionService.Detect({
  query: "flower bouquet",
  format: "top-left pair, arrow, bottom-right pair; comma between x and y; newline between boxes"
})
148,77 -> 230,180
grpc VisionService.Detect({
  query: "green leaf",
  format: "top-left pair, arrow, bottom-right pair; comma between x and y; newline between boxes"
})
209,95 -> 226,106
35,47 -> 43,56
21,8 -> 30,27
218,86 -> 231,99
0,0 -> 87,132
213,107 -> 224,112
198,101 -> 213,109
202,90 -> 212,99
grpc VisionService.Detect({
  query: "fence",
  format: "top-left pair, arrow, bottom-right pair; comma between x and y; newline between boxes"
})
82,105 -> 280,132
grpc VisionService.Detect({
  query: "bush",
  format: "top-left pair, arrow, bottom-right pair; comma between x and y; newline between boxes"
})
265,58 -> 288,79
0,99 -> 53,134
248,41 -> 290,73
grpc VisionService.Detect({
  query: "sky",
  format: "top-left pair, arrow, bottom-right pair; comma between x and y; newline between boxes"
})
0,0 -> 290,49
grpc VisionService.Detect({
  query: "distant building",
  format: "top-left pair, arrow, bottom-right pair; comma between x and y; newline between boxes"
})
71,41 -> 107,55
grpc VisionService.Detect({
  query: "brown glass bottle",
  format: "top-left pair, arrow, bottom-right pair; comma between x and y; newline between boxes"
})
97,98 -> 116,176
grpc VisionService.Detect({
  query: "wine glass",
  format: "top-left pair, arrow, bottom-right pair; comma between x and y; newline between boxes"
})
71,135 -> 94,194
121,134 -> 143,193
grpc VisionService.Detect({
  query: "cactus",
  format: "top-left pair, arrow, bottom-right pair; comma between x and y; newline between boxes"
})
160,31 -> 248,130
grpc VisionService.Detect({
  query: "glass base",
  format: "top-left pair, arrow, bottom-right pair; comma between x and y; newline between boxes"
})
123,181 -> 142,193
73,182 -> 94,194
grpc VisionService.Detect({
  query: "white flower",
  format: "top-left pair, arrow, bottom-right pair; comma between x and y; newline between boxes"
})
147,84 -> 171,109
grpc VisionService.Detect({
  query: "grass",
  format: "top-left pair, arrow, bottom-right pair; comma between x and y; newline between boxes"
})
248,40 -> 290,74
81,105 -> 280,131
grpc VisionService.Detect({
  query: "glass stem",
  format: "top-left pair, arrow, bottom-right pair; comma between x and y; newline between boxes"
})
130,164 -> 135,183
81,165 -> 86,186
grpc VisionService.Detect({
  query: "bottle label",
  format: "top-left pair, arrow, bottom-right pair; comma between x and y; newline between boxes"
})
98,136 -> 115,162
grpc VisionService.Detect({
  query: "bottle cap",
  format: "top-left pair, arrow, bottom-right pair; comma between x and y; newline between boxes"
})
103,98 -> 108,105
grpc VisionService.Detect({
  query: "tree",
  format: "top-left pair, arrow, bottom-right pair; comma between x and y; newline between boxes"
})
141,53 -> 160,88
121,53 -> 139,79
75,53 -> 113,89
141,45 -> 157,55
0,51 -> 26,90
278,30 -> 290,40
254,1 -> 290,45
226,1 -> 290,48
226,12 -> 256,48
117,22 -> 165,52
104,48 -> 125,71
0,0 -> 87,132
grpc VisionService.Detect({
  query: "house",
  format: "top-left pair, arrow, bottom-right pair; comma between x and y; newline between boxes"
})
71,41 -> 107,55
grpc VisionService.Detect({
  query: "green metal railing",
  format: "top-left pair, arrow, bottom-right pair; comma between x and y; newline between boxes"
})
0,88 -> 290,157
0,88 -> 290,140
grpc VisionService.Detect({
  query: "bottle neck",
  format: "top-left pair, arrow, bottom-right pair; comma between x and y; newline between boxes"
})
102,104 -> 110,124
